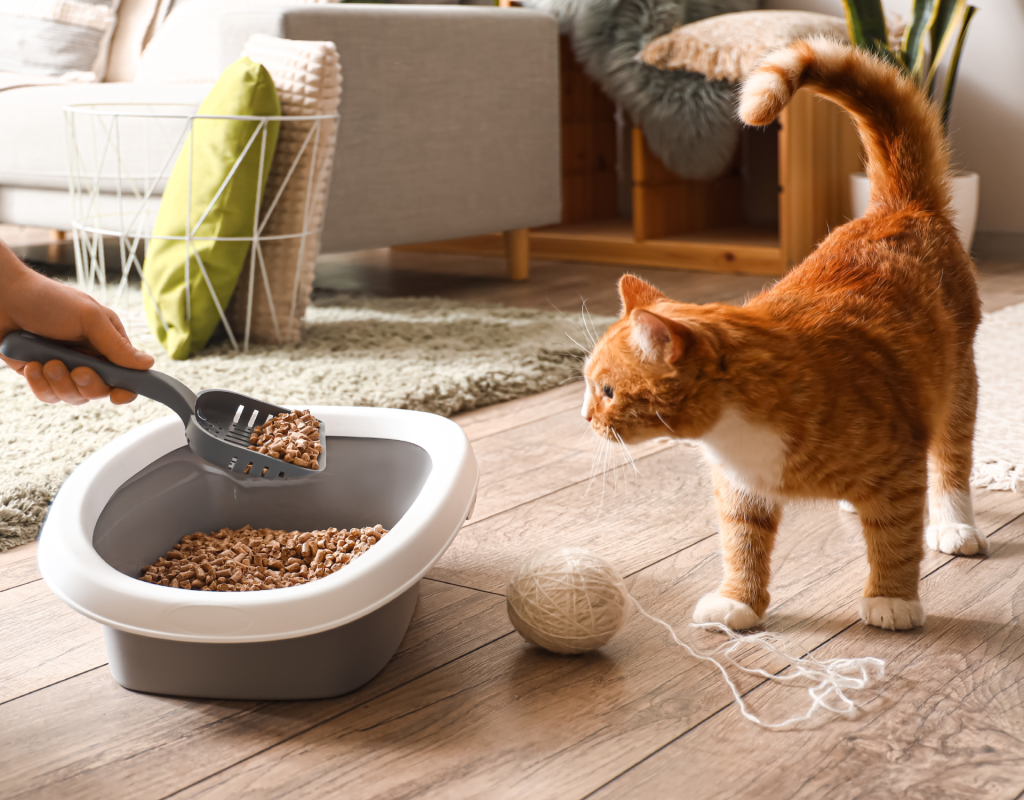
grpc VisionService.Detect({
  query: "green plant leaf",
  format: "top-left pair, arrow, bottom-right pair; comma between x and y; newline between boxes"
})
902,0 -> 939,81
928,0 -> 967,87
842,0 -> 896,64
941,4 -> 977,129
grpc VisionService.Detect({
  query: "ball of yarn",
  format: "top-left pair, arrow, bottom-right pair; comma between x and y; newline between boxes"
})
506,546 -> 631,654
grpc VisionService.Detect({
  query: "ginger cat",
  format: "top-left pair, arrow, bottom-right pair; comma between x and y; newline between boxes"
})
582,39 -> 982,631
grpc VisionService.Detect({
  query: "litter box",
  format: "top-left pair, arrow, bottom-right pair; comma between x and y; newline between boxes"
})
38,407 -> 479,700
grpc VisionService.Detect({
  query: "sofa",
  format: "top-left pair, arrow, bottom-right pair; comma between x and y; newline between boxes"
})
0,1 -> 561,279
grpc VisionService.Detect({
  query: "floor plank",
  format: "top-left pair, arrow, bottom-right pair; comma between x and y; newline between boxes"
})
158,490 -> 1023,800
0,405 -> 660,709
467,406 -> 673,524
313,250 -> 776,317
0,540 -> 39,592
436,439 -> 1024,597
314,248 -> 1022,319
3,245 -> 1023,800
0,580 -> 106,705
591,514 -> 1024,800
455,382 -> 583,443
0,580 -> 511,800
431,442 -> 717,594
4,441 -> 1020,800
976,261 -> 1024,313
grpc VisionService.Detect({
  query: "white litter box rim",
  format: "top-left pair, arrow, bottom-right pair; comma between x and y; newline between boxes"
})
38,406 -> 478,644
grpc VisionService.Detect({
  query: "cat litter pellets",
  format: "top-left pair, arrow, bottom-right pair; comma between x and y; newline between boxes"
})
249,409 -> 322,470
139,524 -> 387,591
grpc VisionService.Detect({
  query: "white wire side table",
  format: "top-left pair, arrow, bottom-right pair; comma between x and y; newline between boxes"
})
64,103 -> 340,351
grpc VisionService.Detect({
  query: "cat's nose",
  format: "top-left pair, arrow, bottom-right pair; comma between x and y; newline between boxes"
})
586,416 -> 592,422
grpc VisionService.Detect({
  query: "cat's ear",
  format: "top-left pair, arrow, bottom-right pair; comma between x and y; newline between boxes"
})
630,310 -> 688,363
618,274 -> 666,317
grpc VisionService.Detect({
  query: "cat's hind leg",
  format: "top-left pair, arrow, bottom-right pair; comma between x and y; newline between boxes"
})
854,464 -> 927,630
694,467 -> 780,630
927,362 -> 987,556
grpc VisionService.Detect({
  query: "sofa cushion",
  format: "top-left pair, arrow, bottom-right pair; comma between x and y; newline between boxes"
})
0,81 -> 211,192
142,57 -> 280,359
106,0 -> 163,82
227,34 -> 342,346
136,0 -> 337,85
0,0 -> 120,80
640,11 -> 849,82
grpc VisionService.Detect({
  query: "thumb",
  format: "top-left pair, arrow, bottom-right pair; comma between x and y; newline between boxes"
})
83,306 -> 155,370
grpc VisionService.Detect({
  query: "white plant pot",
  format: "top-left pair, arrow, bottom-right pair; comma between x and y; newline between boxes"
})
849,171 -> 980,251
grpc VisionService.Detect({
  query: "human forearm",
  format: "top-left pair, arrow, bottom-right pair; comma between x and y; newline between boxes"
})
0,243 -> 153,405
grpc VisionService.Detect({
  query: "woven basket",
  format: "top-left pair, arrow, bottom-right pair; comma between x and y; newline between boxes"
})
227,34 -> 342,345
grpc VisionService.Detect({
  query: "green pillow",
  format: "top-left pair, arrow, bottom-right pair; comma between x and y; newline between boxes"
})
143,57 -> 280,359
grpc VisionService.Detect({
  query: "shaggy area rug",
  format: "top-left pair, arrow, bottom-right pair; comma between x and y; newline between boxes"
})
971,301 -> 1024,492
0,291 -> 607,552
4,290 -> 1020,553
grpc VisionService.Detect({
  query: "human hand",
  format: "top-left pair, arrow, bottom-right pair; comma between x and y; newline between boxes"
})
0,245 -> 155,405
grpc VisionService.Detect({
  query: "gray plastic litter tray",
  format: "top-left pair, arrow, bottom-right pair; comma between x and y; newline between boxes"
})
38,407 -> 479,700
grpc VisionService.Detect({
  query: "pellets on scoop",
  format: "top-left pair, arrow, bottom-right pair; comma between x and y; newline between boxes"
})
138,524 -> 388,591
248,409 -> 322,470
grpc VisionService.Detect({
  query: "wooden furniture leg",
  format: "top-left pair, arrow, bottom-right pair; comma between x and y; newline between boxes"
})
504,229 -> 530,281
48,229 -> 67,263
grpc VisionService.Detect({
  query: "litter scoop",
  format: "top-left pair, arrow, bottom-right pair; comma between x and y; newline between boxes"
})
1,331 -> 326,480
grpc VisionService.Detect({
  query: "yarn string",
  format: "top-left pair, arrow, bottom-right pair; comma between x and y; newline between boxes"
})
631,599 -> 886,729
506,546 -> 884,727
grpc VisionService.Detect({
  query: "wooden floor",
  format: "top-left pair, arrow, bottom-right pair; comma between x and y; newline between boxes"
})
4,245 -> 1024,799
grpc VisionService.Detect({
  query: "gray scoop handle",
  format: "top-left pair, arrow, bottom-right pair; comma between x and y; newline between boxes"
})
1,331 -> 196,427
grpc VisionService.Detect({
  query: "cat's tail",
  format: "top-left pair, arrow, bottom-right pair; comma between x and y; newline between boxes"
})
738,38 -> 950,213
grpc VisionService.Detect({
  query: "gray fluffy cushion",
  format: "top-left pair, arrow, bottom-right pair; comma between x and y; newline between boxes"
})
528,0 -> 757,180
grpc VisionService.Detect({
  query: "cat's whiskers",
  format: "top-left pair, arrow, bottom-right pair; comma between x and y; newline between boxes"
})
612,428 -> 641,479
580,299 -> 601,349
547,302 -> 599,376
585,428 -> 609,496
599,435 -> 613,503
607,431 -> 621,492
584,423 -> 610,500
565,332 -> 591,355
599,426 -> 612,507
656,411 -> 676,434
610,437 -> 627,492
582,422 -> 640,504
548,298 -> 597,350
578,419 -> 597,447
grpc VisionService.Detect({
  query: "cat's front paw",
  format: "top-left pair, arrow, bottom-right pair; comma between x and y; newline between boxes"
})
926,523 -> 989,556
693,592 -> 763,630
859,596 -> 925,630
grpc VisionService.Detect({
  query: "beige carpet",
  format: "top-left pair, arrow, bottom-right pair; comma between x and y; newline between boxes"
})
971,301 -> 1024,492
0,290 -> 609,552
4,291 -> 1019,553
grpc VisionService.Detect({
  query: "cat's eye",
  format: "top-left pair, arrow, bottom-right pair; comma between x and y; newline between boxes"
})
603,386 -> 614,399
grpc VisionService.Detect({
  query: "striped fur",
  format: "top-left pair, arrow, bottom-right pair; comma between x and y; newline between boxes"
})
582,41 -> 981,631
739,37 -> 950,213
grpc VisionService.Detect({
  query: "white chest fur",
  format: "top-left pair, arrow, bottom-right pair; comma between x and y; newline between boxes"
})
700,408 -> 789,495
